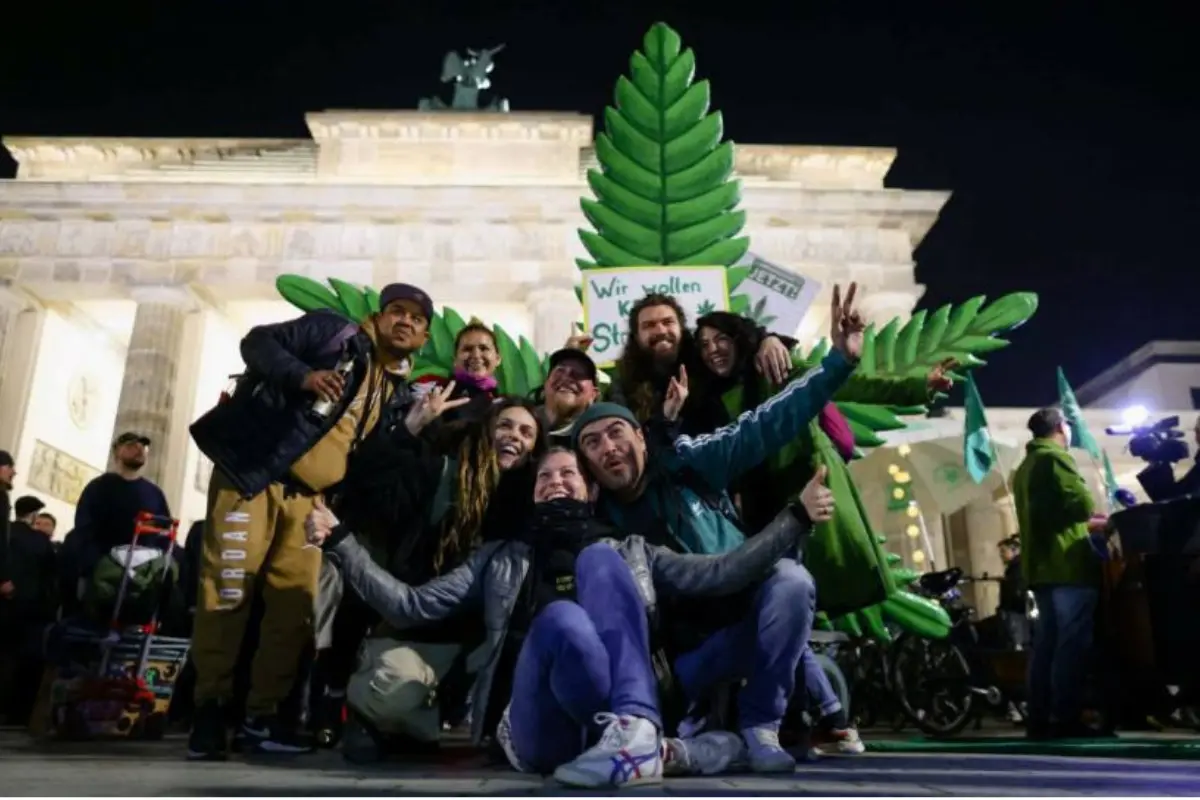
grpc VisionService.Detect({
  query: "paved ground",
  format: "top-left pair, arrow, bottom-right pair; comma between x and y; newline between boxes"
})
4,730 -> 1200,796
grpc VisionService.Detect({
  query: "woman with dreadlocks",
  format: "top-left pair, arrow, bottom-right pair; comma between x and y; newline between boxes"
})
686,310 -> 953,756
315,394 -> 545,763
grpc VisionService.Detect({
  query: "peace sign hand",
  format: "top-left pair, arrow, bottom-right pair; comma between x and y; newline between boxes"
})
829,283 -> 865,362
663,365 -> 689,422
405,380 -> 471,435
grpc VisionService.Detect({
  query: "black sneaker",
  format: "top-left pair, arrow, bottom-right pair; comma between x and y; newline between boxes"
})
314,693 -> 346,749
241,715 -> 316,755
187,701 -> 229,761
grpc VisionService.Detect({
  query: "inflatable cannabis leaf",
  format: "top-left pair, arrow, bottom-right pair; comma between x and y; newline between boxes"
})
578,22 -> 749,271
275,276 -> 549,396
801,291 -> 1040,449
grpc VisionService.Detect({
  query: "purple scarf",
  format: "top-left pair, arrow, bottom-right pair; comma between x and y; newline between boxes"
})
453,367 -> 498,393
819,403 -> 856,463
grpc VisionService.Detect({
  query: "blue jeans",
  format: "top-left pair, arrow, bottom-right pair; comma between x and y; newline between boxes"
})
508,544 -> 660,772
673,559 -> 816,730
1029,585 -> 1098,727
800,647 -> 842,718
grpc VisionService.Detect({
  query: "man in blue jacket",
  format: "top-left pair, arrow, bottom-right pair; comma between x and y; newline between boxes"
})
186,282 -> 430,760
571,283 -> 864,772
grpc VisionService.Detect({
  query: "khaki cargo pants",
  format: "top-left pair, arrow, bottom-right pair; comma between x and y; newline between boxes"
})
348,638 -> 461,742
191,468 -> 321,718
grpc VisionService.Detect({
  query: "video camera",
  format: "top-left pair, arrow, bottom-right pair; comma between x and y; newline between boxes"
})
1106,415 -> 1190,466
1107,415 -> 1192,502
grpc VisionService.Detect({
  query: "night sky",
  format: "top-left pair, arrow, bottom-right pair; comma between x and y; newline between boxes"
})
2,1 -> 1195,407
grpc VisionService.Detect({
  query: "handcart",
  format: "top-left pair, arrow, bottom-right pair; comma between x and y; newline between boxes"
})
43,511 -> 190,741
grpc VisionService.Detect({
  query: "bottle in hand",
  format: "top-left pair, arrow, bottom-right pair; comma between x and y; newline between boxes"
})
309,352 -> 355,421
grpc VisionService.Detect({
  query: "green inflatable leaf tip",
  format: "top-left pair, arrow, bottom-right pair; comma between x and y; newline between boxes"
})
578,21 -> 748,271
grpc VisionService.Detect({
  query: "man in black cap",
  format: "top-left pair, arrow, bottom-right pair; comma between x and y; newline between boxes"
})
73,432 -> 171,555
537,347 -> 601,447
187,281 -> 430,761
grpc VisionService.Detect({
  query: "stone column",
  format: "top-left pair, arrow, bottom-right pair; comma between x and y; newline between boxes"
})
961,495 -> 1016,612
0,286 -> 45,453
525,284 -> 581,355
111,287 -> 197,494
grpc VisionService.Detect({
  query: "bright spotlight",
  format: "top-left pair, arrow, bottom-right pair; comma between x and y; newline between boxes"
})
1122,405 -> 1149,428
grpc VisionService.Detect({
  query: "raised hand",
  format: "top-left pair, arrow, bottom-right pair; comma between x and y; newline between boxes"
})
663,365 -> 689,422
927,358 -> 957,392
305,497 -> 339,547
404,380 -> 471,435
798,465 -> 835,522
754,336 -> 792,386
564,324 -> 594,352
829,283 -> 865,362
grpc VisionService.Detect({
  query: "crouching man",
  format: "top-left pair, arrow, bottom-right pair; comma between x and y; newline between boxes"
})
305,447 -> 832,788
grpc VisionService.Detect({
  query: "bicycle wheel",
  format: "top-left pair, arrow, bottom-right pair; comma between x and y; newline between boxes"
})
891,632 -> 976,737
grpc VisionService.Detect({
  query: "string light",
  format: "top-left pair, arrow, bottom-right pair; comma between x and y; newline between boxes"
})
886,444 -> 932,571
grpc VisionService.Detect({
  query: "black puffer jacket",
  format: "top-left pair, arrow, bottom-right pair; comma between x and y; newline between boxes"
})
190,311 -> 413,498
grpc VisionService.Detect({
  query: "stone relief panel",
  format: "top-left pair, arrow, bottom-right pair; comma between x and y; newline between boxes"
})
26,439 -> 103,505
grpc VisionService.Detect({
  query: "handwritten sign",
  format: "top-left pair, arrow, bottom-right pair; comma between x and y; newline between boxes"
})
733,253 -> 822,338
581,266 -> 730,366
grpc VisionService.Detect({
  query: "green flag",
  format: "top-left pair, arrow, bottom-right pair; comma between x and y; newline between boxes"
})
963,373 -> 994,484
1055,367 -> 1101,459
1057,366 -> 1119,507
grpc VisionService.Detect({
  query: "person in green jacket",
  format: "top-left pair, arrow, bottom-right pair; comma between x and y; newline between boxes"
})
686,311 -> 953,620
1012,406 -> 1109,739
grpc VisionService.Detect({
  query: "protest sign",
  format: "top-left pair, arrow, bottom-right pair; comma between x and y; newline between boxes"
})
581,266 -> 730,366
732,253 -> 823,338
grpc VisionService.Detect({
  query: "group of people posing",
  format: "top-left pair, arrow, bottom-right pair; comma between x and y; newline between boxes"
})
183,279 -> 939,787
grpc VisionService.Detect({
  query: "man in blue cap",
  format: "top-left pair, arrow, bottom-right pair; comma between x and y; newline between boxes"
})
571,283 -> 865,772
188,281 -> 431,761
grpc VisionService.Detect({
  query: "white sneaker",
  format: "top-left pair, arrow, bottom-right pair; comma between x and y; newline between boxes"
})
553,713 -> 663,788
741,725 -> 797,773
663,731 -> 747,776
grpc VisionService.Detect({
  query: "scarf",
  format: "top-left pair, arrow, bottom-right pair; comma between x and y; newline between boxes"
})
521,498 -> 609,552
452,367 -> 498,393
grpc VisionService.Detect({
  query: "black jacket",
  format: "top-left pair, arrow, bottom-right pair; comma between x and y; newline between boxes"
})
190,310 -> 413,498
0,520 -> 57,625
0,489 -> 10,585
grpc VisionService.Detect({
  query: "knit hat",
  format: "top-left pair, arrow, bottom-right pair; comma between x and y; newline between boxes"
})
569,402 -> 640,450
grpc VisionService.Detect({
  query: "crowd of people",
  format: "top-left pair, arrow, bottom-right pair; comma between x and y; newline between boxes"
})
0,276 -> 1178,788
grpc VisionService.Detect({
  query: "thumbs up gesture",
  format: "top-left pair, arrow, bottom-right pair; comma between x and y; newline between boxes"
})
798,465 -> 835,522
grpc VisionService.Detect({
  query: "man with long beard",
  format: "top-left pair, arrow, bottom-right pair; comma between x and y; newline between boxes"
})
609,294 -> 792,425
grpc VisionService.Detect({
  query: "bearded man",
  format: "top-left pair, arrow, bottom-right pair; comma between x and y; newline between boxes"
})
609,294 -> 792,424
